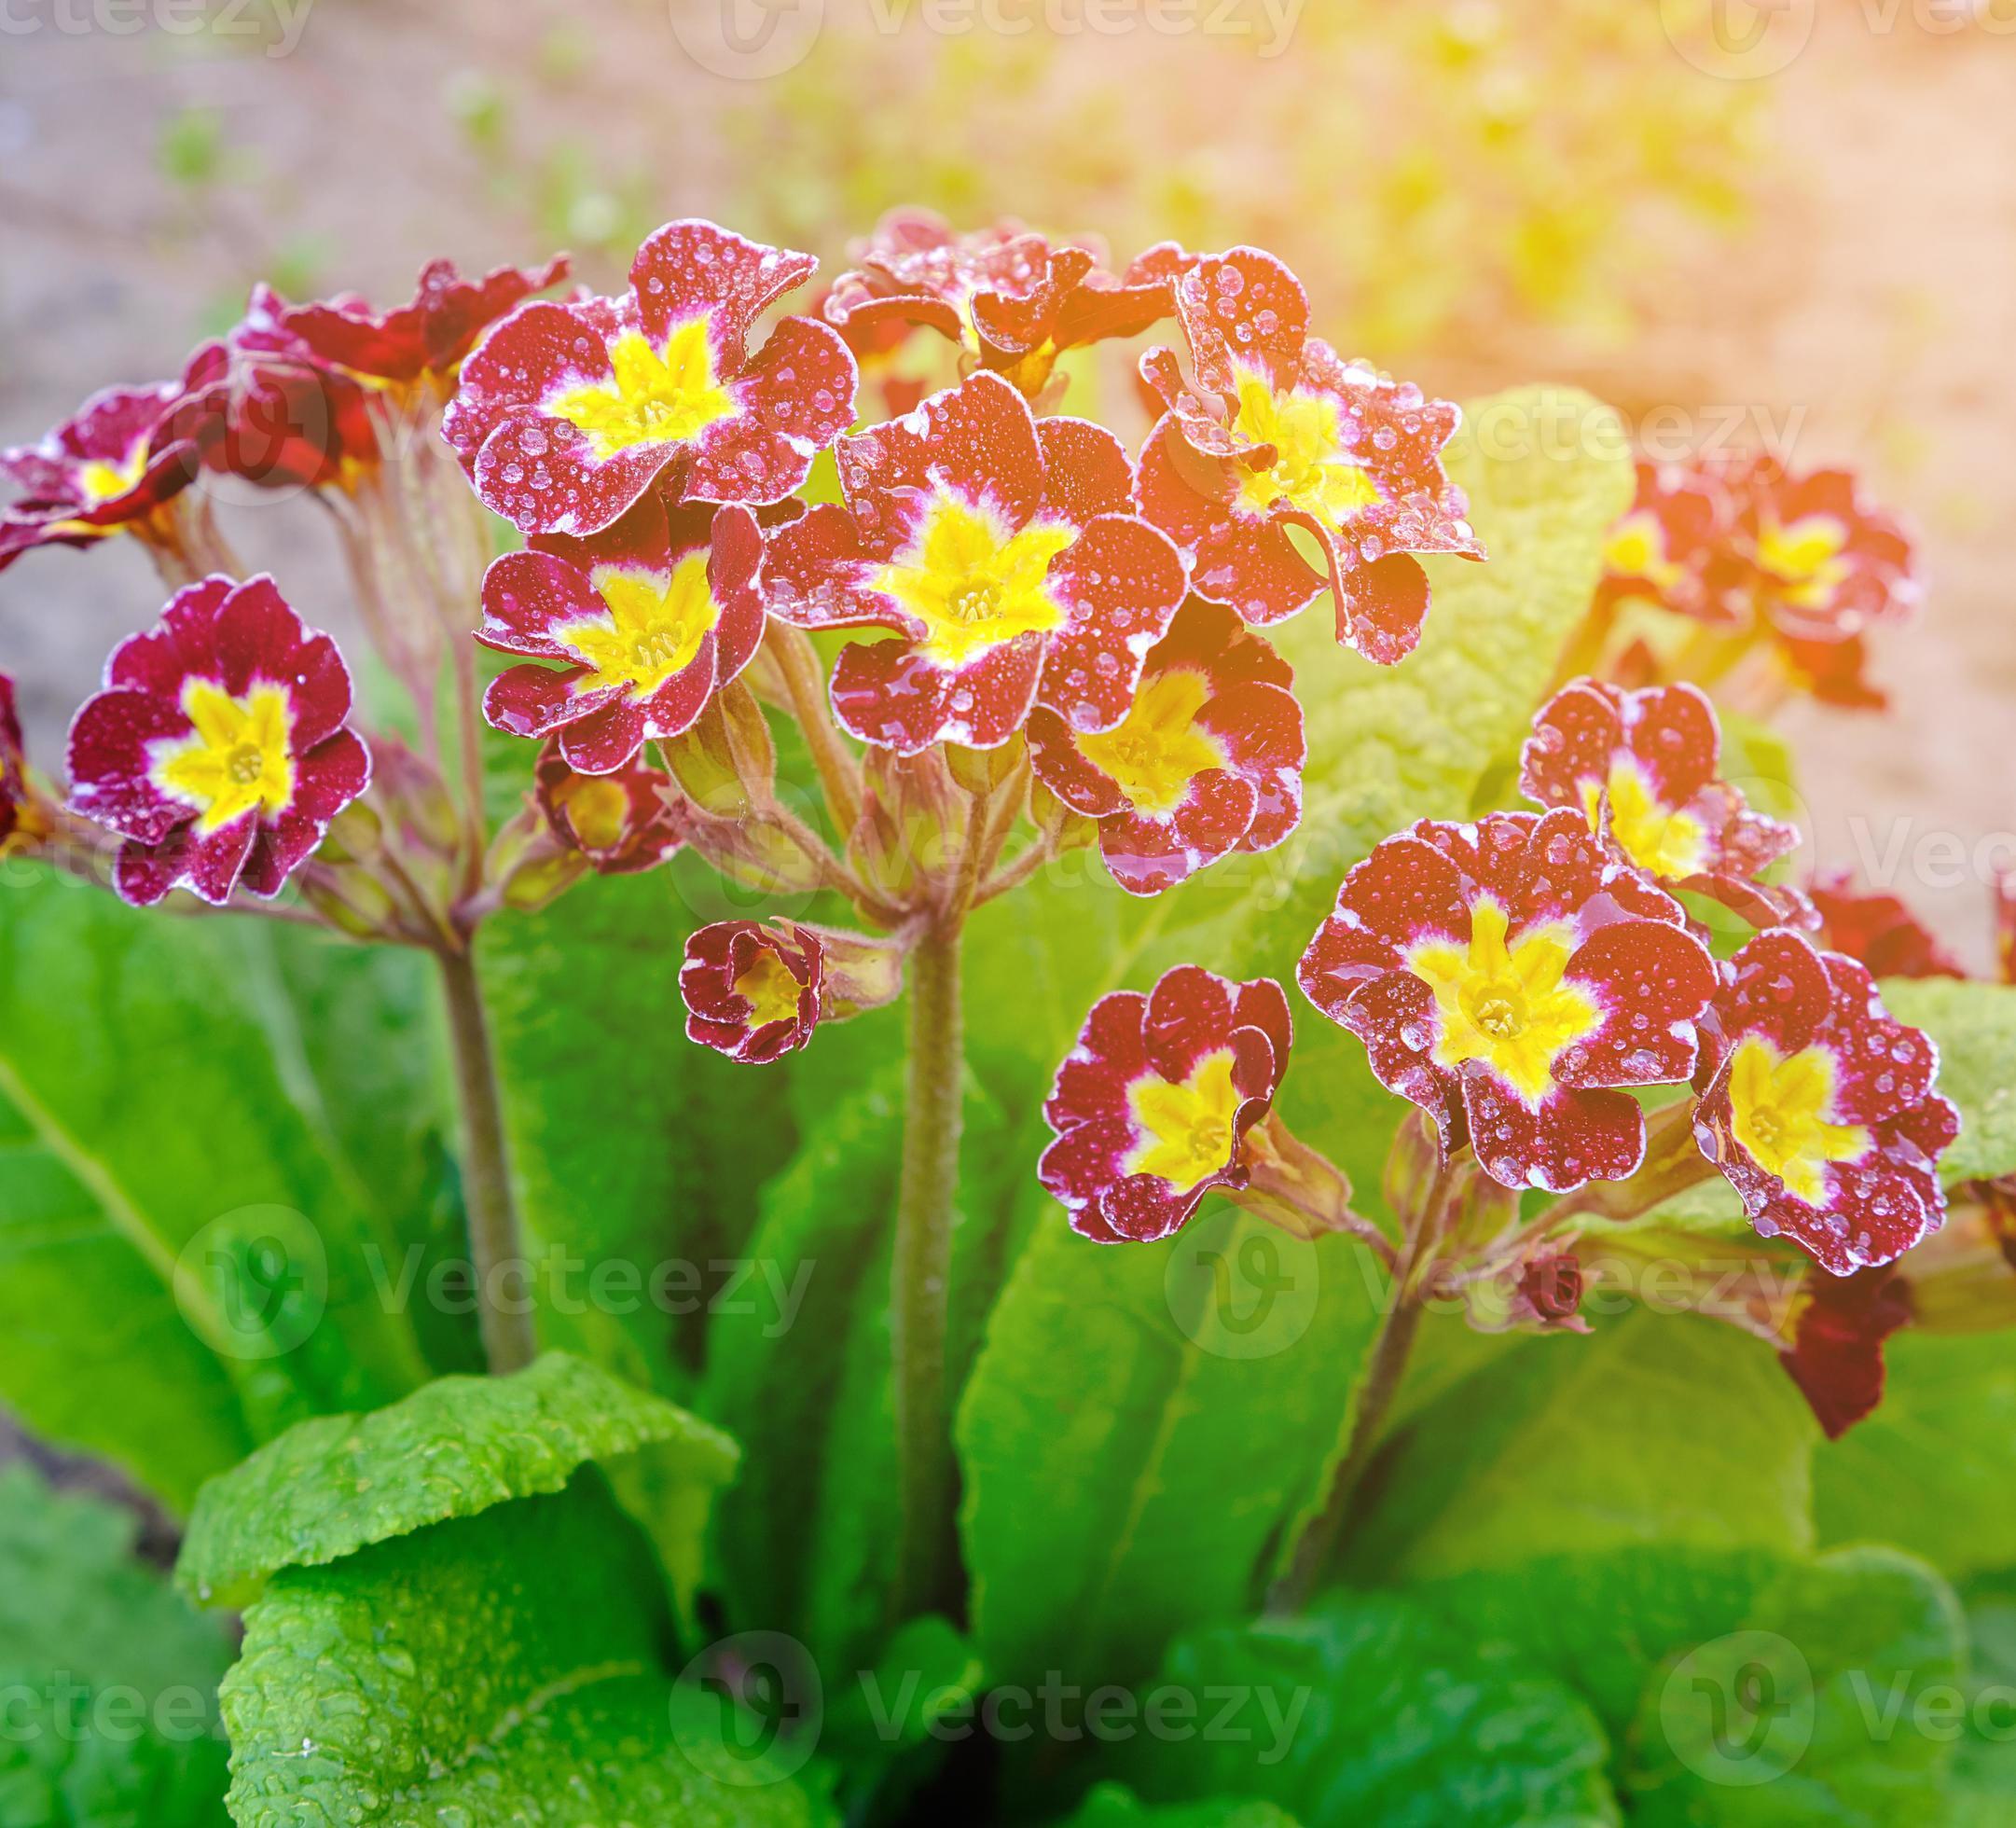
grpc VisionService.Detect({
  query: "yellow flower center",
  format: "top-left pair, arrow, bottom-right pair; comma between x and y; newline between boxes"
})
1579,757 -> 1706,881
554,774 -> 630,851
1124,1047 -> 1242,1191
1406,897 -> 1603,1107
1603,509 -> 1684,591
553,554 -> 720,700
734,949 -> 804,1028
1230,370 -> 1383,523
546,320 -> 739,461
872,489 -> 1075,668
152,679 -> 297,835
1072,670 -> 1224,815
1755,512 -> 1851,610
76,446 -> 149,506
1727,1034 -> 1871,1206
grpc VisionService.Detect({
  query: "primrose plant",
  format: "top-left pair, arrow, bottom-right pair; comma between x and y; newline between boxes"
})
0,207 -> 1995,1824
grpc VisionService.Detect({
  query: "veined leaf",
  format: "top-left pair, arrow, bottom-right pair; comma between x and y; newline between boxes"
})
1344,1311 -> 1816,1584
176,1350 -> 735,1611
220,1477 -> 834,1828
0,1465 -> 232,1828
1103,1589 -> 1621,1826
0,869 -> 445,1513
1056,1786 -> 1302,1828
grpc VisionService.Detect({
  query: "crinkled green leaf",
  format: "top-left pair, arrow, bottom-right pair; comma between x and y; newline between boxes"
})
1056,1785 -> 1302,1828
1346,1312 -> 1816,1584
1105,1589 -> 1621,1825
1881,977 -> 2016,1184
957,1213 -> 1382,1692
1624,1546 -> 1964,1825
0,869 -> 443,1514
1812,1327 -> 2016,1578
221,1476 -> 833,1828
177,1350 -> 734,1610
0,1465 -> 233,1828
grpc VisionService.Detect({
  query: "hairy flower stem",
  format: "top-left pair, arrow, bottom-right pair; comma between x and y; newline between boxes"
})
891,916 -> 965,1623
437,944 -> 538,1376
1267,1285 -> 1426,1614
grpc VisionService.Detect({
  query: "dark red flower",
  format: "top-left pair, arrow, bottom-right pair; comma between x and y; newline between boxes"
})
1516,1253 -> 1587,1329
1596,457 -> 1735,626
1041,965 -> 1291,1242
66,575 -> 370,907
1734,454 -> 1918,653
1810,869 -> 1966,981
1299,810 -> 1718,1193
1026,597 -> 1302,895
165,319 -> 381,494
1131,245 -> 1481,665
478,493 -> 765,773
533,740 -> 683,874
1520,677 -> 1806,927
1692,928 -> 1956,1274
0,373 -> 207,570
254,256 -> 570,384
445,219 -> 856,537
680,920 -> 825,1064
822,210 -> 1168,395
764,371 -> 1185,754
1779,1263 -> 1913,1439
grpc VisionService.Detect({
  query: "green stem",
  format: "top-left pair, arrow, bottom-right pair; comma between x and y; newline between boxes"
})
1268,1285 -> 1425,1613
436,944 -> 537,1375
891,917 -> 965,1622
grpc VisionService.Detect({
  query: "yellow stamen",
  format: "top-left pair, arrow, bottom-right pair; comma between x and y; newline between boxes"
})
1125,1047 -> 1242,1191
872,489 -> 1074,668
1073,670 -> 1224,815
553,555 -> 720,700
1406,898 -> 1603,1107
1727,1035 -> 1871,1206
1231,369 -> 1382,522
547,320 -> 739,461
152,679 -> 296,835
1603,509 -> 1684,591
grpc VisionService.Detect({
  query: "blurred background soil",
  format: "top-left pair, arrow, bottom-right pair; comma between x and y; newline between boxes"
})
1,0 -> 2011,958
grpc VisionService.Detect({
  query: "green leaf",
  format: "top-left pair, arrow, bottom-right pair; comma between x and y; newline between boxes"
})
1950,1569 -> 2016,1822
704,1066 -> 1020,1674
220,1477 -> 834,1828
1880,977 -> 2016,1184
957,1212 -> 1382,1693
1623,1546 -> 1964,1826
1812,1327 -> 2016,1578
1106,1589 -> 1621,1825
1056,1784 -> 1302,1828
478,868 -> 801,1395
0,870 -> 443,1513
1345,1312 -> 1816,1583
176,1350 -> 735,1610
0,1465 -> 233,1828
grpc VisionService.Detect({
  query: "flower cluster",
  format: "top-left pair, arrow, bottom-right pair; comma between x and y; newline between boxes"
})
1586,452 -> 1919,709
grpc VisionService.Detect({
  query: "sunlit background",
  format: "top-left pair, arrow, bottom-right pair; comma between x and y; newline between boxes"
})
2,0 -> 2011,955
